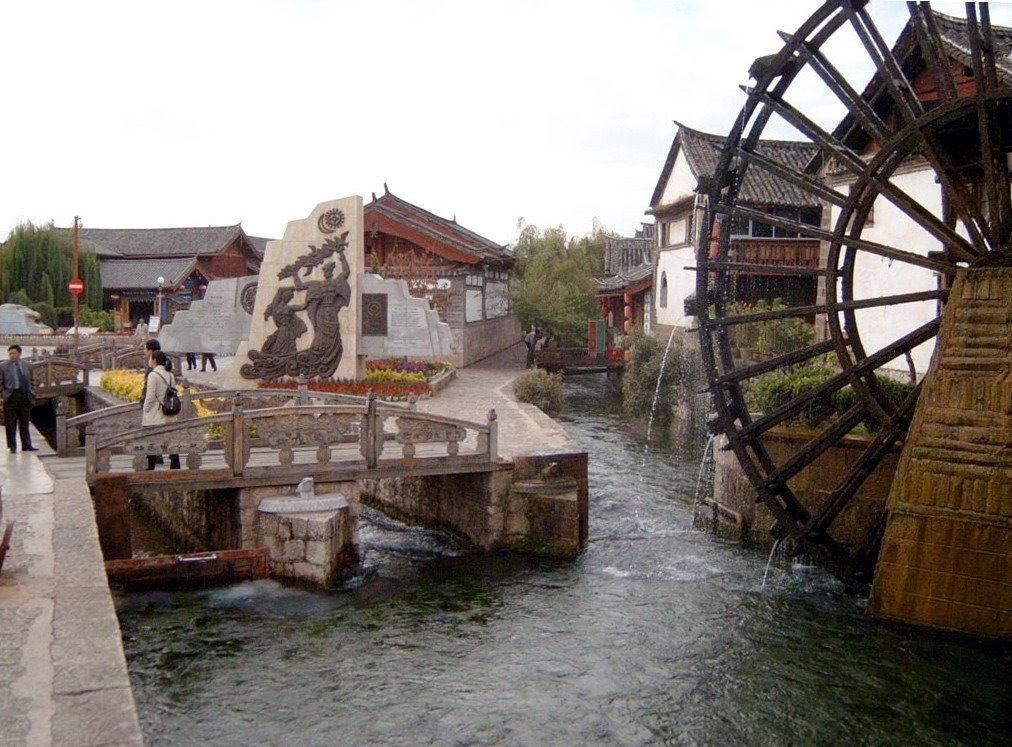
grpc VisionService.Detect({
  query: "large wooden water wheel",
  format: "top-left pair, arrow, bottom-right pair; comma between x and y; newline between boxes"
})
698,1 -> 1011,586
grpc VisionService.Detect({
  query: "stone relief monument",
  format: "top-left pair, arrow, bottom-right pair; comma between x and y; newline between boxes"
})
157,276 -> 257,355
231,197 -> 364,383
359,273 -> 454,359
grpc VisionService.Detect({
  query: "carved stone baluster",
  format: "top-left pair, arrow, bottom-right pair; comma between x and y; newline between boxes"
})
85,430 -> 97,477
297,374 -> 309,406
180,377 -> 195,419
487,409 -> 498,462
56,398 -> 67,457
361,392 -> 379,468
230,392 -> 246,477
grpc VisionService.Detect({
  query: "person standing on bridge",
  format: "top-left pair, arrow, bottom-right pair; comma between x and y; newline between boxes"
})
142,349 -> 180,470
0,345 -> 36,452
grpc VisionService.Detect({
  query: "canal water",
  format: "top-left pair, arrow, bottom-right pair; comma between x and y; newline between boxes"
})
116,376 -> 1010,746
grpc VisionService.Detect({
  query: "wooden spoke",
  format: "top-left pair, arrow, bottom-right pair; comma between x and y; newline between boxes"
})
908,3 -> 958,103
714,339 -> 838,385
737,146 -> 849,207
783,32 -> 892,147
804,383 -> 921,536
846,2 -> 995,250
966,7 -> 1012,247
761,404 -> 870,489
716,204 -> 955,272
732,317 -> 939,442
708,289 -> 947,329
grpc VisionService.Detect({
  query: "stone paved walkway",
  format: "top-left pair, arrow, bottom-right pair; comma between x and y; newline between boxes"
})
0,427 -> 142,747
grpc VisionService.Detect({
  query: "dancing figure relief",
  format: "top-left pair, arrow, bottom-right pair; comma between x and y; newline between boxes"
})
241,231 -> 352,380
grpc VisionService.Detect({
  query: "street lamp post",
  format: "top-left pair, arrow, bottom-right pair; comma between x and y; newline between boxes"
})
155,276 -> 165,333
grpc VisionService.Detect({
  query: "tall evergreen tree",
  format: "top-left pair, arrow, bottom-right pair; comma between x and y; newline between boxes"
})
0,221 -> 103,310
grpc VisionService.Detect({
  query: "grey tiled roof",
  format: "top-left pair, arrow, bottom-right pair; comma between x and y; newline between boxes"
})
675,124 -> 820,208
604,236 -> 653,275
365,190 -> 512,264
595,263 -> 654,294
76,225 -> 244,257
100,258 -> 197,290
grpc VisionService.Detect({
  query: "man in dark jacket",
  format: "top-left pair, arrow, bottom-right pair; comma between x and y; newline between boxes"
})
0,345 -> 36,452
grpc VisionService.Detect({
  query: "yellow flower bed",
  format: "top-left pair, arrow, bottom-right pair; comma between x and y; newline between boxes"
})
363,369 -> 427,384
100,369 -> 145,402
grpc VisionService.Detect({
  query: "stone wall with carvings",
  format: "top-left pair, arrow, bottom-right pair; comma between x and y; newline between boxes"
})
869,268 -> 1011,638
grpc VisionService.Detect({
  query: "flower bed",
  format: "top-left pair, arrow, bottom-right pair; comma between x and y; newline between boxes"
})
100,369 -> 145,402
262,378 -> 431,401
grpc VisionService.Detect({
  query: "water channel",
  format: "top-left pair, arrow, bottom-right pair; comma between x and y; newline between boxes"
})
116,375 -> 1010,745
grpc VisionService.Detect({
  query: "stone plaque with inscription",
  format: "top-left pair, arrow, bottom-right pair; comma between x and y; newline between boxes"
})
358,274 -> 454,358
158,276 -> 257,355
362,293 -> 388,336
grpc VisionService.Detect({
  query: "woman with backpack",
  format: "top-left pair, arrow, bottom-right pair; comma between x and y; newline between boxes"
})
143,349 -> 181,470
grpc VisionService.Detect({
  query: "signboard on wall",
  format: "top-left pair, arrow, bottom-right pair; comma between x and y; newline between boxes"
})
465,289 -> 483,322
486,282 -> 509,318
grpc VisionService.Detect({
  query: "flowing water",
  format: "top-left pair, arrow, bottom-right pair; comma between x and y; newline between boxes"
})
116,376 -> 1010,746
644,326 -> 678,447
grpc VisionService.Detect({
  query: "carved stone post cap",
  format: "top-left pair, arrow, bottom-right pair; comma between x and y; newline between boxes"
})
488,409 -> 497,421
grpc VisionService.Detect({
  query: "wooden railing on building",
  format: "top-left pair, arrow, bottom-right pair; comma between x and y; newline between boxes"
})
733,239 -> 821,269
82,391 -> 498,483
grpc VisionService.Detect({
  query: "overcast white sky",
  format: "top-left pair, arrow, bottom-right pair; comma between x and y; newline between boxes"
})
2,1 -> 1010,246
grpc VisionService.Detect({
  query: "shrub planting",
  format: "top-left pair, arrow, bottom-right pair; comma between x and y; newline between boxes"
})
513,368 -> 565,415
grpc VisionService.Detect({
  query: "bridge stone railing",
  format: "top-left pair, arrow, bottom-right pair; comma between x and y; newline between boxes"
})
27,355 -> 90,400
84,392 -> 497,480
59,383 -> 414,457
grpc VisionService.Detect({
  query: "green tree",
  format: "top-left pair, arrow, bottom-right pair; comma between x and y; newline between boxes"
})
0,221 -> 103,312
507,222 -> 610,345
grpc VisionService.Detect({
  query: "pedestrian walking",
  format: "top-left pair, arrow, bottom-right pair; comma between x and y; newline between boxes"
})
200,353 -> 217,372
142,349 -> 180,470
186,352 -> 197,370
0,345 -> 36,452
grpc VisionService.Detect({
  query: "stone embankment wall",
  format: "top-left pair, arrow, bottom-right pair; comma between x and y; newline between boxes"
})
869,268 -> 1011,638
706,429 -> 901,550
360,454 -> 587,558
451,316 -> 523,368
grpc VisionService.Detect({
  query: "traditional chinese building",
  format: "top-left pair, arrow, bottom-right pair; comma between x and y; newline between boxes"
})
76,225 -> 261,329
595,223 -> 654,346
648,123 -> 821,332
363,187 -> 517,366
808,9 -> 1012,375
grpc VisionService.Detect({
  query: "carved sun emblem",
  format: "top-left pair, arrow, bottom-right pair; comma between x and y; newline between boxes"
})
317,208 -> 346,234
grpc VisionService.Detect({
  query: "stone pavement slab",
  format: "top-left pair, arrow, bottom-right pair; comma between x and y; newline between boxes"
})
0,443 -> 143,747
416,343 -> 581,459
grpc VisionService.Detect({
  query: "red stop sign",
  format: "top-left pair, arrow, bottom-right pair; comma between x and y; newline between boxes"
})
68,278 -> 84,296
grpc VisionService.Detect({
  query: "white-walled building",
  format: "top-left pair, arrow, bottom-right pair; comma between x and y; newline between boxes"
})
810,10 -> 1012,377
647,123 -> 821,330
